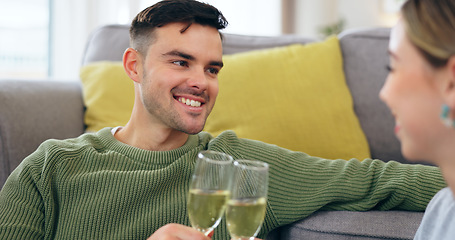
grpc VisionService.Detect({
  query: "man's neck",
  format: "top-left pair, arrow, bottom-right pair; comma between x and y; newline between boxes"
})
114,122 -> 189,151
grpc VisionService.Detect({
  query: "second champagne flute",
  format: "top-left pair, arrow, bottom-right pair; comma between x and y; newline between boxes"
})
226,159 -> 269,240
187,150 -> 234,236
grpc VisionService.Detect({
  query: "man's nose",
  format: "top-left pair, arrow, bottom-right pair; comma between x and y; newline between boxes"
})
187,68 -> 208,91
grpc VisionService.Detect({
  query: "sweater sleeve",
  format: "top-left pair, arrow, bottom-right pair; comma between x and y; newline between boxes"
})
208,131 -> 446,227
0,152 -> 46,239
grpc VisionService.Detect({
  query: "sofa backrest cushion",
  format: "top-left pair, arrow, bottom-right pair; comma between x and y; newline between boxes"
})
82,25 -> 130,66
339,28 -> 406,163
0,80 -> 85,187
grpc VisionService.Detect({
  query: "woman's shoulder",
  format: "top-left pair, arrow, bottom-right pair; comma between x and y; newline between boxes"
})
427,187 -> 454,208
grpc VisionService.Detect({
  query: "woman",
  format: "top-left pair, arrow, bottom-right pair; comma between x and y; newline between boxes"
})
380,0 -> 455,239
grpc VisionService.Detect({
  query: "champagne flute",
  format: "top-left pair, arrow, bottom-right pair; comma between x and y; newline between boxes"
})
226,160 -> 269,240
187,150 -> 234,236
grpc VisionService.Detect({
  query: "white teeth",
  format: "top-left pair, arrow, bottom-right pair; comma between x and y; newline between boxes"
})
179,97 -> 201,107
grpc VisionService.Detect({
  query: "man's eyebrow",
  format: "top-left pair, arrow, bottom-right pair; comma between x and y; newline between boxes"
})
162,50 -> 195,60
163,50 -> 223,68
210,60 -> 224,68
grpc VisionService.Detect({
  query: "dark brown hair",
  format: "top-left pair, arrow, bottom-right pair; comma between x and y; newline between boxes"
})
129,0 -> 228,55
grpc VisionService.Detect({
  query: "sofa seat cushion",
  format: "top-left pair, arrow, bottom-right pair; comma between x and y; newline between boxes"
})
279,210 -> 423,240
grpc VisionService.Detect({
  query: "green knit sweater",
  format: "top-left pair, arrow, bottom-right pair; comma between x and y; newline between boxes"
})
0,128 -> 446,239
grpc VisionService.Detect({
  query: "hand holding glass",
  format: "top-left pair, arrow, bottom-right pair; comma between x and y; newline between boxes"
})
187,150 -> 233,236
226,160 -> 269,240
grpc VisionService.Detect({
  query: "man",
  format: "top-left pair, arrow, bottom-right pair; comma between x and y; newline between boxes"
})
0,0 -> 446,240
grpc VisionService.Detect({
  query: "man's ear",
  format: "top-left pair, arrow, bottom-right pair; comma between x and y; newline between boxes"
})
123,48 -> 142,83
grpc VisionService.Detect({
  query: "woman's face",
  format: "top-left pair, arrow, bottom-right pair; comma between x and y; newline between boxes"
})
380,20 -> 450,163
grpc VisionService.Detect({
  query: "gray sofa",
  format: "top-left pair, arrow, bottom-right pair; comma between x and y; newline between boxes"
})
0,25 -> 427,239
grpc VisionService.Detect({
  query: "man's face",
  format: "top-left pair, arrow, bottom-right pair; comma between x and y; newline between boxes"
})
137,23 -> 223,134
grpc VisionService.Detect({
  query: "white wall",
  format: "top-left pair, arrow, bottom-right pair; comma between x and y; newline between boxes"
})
339,0 -> 401,31
291,0 -> 402,38
293,0 -> 339,38
206,0 -> 282,36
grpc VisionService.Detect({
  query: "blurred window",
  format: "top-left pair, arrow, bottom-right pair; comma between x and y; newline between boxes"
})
0,0 -> 49,79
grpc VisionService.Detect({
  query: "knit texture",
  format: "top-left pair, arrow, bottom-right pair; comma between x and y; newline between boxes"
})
0,128 -> 446,239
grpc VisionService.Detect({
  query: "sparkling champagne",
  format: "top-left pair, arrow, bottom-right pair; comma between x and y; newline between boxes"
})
226,197 -> 267,239
187,189 -> 230,234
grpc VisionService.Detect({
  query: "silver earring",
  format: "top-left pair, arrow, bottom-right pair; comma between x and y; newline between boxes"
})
440,104 -> 455,128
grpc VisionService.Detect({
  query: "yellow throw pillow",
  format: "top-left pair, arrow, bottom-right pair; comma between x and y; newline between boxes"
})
80,61 -> 134,132
204,36 -> 370,160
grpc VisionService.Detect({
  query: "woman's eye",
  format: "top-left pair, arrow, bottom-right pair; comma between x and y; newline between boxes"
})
386,65 -> 394,72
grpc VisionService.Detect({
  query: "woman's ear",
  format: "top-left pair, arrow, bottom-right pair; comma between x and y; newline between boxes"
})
123,48 -> 142,83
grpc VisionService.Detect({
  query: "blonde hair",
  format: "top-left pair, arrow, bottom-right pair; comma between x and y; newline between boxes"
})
401,0 -> 455,67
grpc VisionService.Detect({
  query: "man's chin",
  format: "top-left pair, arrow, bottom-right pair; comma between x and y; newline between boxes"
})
179,123 -> 205,135
185,130 -> 202,135
175,115 -> 208,135
182,129 -> 203,135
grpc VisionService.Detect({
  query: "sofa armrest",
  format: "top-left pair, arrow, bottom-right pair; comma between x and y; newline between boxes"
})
0,80 -> 85,188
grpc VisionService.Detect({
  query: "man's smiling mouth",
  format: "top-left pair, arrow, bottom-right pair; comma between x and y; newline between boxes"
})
177,97 -> 202,107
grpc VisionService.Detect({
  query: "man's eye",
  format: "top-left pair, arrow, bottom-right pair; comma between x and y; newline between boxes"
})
173,60 -> 187,67
207,68 -> 219,75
